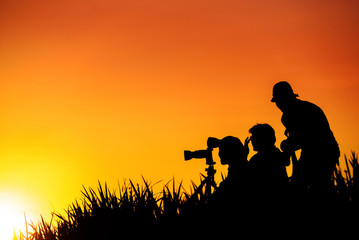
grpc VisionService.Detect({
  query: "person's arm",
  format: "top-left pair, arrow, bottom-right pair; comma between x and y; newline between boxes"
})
280,134 -> 301,153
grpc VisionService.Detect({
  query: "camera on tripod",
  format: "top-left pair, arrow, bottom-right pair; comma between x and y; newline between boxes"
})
184,137 -> 220,196
184,137 -> 219,165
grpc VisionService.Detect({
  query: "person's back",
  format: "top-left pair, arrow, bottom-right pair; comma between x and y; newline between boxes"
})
281,99 -> 338,155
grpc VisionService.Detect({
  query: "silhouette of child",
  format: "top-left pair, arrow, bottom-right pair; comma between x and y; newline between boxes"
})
246,124 -> 289,194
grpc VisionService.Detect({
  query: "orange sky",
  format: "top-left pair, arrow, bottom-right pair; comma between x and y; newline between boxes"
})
1,0 -> 359,234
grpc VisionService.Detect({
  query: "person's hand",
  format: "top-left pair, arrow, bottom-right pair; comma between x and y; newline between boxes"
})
244,137 -> 251,159
280,139 -> 292,153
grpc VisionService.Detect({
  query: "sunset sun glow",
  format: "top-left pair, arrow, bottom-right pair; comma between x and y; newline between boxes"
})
0,193 -> 28,240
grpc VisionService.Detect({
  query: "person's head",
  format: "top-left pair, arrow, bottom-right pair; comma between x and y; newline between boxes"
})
271,81 -> 299,111
249,123 -> 276,152
218,136 -> 245,166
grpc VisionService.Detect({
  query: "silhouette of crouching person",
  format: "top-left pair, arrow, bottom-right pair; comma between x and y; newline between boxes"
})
245,124 -> 290,218
247,124 -> 290,192
210,136 -> 249,221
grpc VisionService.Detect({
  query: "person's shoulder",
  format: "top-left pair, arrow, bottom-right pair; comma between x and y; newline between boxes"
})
248,153 -> 261,168
249,153 -> 260,163
296,99 -> 323,111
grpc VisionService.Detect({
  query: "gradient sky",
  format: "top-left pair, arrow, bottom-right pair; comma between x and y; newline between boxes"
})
1,0 -> 359,235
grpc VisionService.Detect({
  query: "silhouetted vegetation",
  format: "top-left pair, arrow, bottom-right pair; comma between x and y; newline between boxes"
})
13,152 -> 359,240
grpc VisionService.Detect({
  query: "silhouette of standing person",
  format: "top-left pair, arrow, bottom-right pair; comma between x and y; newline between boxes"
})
271,81 -> 340,193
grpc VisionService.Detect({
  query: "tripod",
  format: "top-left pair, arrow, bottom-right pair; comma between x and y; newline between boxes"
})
193,147 -> 218,198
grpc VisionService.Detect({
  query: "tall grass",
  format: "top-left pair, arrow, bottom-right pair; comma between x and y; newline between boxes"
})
334,152 -> 359,203
14,152 -> 359,239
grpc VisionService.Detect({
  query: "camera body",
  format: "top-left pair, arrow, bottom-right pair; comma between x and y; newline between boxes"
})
184,137 -> 219,165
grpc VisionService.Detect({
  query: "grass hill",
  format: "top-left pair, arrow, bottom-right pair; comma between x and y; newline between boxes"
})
14,152 -> 359,239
